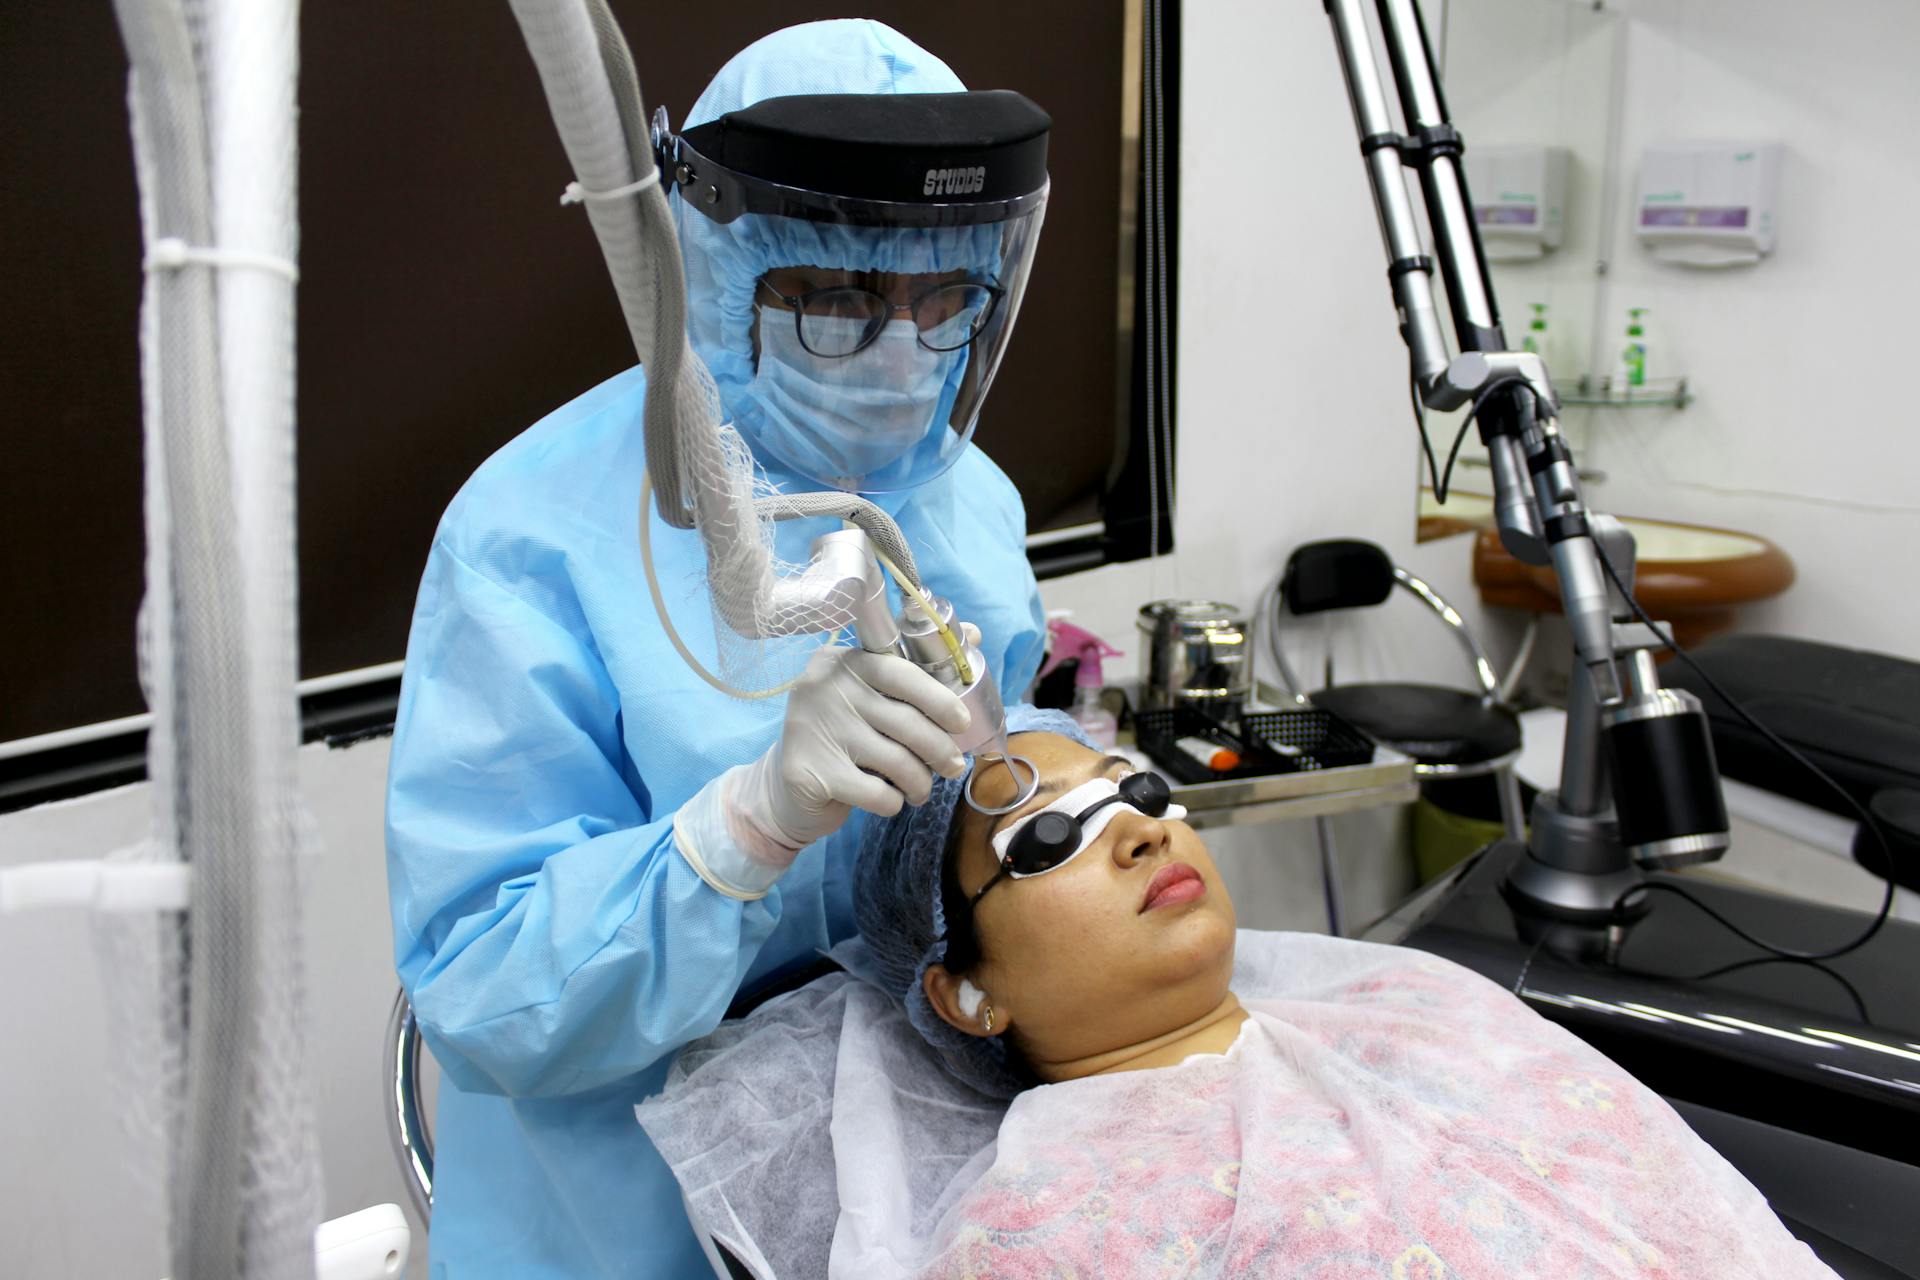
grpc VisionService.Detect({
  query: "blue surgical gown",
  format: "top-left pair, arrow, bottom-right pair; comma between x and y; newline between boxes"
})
385,363 -> 1046,1276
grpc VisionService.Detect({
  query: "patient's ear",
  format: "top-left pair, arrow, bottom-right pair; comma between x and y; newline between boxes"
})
923,964 -> 1004,1038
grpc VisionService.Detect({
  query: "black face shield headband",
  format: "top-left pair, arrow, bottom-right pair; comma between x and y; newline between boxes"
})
654,90 -> 1051,228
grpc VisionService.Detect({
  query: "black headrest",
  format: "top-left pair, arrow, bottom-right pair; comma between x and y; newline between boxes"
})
1281,539 -> 1396,615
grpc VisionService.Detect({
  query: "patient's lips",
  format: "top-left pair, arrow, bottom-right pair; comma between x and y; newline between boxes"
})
1141,862 -> 1205,913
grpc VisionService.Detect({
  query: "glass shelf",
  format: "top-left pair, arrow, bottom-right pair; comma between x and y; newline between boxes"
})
1562,374 -> 1691,409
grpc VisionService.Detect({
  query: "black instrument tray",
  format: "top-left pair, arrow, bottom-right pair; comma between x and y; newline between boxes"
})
1135,704 -> 1374,785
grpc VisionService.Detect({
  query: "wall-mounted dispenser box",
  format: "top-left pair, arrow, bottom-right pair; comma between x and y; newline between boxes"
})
1635,142 -> 1781,267
1465,145 -> 1569,261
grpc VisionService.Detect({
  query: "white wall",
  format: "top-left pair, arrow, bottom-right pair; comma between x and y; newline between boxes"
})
1443,0 -> 1617,474
1157,0 -> 1920,702
1041,0 -> 1440,934
1044,0 -> 1427,664
1573,0 -> 1920,658
1363,0 -> 1920,668
0,739 -> 424,1277
1046,0 -> 1920,924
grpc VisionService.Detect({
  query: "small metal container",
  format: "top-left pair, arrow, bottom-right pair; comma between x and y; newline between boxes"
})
1136,600 -> 1253,711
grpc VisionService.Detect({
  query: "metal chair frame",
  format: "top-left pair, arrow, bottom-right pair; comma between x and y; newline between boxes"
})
385,987 -> 775,1278
384,990 -> 434,1223
1269,563 -> 1525,935
1272,566 -> 1521,775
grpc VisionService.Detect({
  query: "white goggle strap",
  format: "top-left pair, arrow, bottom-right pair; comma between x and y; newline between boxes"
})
990,776 -> 1188,868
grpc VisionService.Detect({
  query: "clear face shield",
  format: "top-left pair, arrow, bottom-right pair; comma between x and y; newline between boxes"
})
658,91 -> 1049,494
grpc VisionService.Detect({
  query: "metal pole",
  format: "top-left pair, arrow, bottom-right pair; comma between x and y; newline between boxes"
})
1374,0 -> 1503,350
1558,659 -> 1610,818
1324,0 -> 1451,389
1315,816 -> 1347,937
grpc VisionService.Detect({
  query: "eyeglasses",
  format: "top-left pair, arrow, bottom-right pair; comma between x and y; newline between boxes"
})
968,772 -> 1175,909
756,278 -> 1004,359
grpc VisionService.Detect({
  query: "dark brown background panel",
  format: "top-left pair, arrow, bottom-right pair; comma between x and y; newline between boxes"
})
2,2 -> 148,743
2,4 -> 1125,743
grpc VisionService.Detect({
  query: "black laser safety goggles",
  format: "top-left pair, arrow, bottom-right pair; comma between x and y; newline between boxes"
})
969,772 -> 1183,908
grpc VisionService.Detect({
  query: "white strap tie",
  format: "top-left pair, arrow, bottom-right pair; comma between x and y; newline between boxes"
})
560,167 -> 663,206
143,235 -> 300,283
0,855 -> 192,914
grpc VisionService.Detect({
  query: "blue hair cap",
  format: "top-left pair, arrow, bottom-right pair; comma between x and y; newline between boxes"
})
851,703 -> 1090,1097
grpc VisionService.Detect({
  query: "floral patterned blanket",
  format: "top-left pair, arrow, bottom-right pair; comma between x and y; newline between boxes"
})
640,932 -> 1833,1279
917,937 -> 1831,1279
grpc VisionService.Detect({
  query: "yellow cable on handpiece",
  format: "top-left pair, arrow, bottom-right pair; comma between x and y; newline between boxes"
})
874,549 -> 974,687
877,547 -> 1031,815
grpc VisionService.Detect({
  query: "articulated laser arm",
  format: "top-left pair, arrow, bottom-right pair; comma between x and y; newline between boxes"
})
1322,0 -> 1730,918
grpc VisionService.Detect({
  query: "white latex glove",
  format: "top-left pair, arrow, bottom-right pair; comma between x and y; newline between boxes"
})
674,643 -> 973,899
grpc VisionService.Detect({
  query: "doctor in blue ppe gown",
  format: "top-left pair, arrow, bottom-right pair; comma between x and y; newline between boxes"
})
386,19 -> 1051,1277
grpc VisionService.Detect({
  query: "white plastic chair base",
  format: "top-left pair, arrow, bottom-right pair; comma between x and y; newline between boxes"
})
314,1205 -> 413,1280
159,1204 -> 411,1280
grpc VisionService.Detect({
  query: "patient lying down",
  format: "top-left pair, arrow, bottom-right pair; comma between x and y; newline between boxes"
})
639,708 -> 1835,1279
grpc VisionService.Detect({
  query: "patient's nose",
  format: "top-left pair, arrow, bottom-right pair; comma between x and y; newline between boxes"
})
1108,808 -> 1169,868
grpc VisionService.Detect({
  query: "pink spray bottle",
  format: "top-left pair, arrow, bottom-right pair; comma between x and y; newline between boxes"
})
1041,618 -> 1124,750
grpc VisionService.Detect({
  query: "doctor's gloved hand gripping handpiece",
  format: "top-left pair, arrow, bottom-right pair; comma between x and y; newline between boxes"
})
675,644 -> 974,899
384,19 -> 1051,1278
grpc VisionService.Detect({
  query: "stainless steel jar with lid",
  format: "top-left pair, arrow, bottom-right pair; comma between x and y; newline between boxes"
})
1136,601 -> 1253,710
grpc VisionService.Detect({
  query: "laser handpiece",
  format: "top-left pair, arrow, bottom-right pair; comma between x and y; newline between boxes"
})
894,596 -> 1039,816
823,528 -> 1038,816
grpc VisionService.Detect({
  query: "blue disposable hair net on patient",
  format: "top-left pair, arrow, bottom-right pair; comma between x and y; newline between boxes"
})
673,21 -> 1009,492
852,704 -> 1090,1098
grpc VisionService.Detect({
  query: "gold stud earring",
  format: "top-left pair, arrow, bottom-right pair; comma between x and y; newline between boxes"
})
983,1004 -> 995,1034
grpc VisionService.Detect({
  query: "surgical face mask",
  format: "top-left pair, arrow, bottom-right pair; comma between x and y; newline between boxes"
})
746,311 -> 969,490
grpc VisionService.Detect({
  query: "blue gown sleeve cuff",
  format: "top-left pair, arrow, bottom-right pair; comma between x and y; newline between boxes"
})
672,767 -> 788,900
